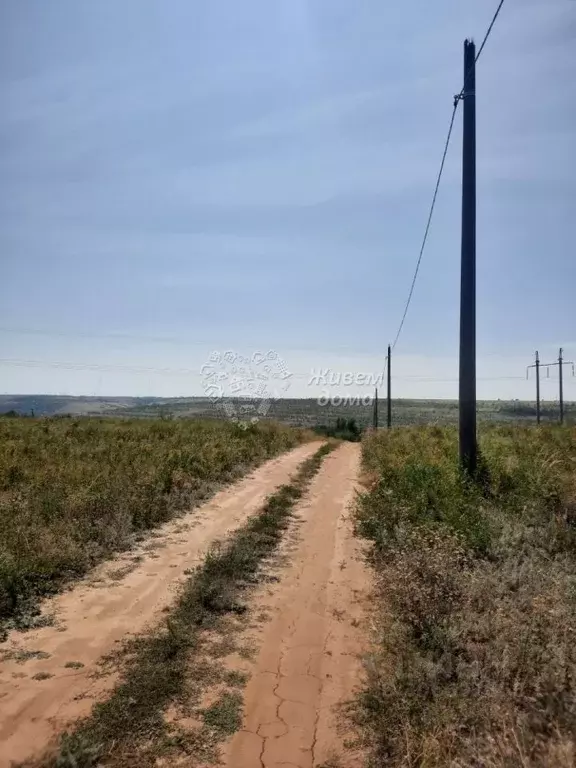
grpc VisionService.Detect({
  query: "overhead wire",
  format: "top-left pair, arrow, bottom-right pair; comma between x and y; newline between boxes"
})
0,358 -> 547,384
390,0 -> 507,351
391,101 -> 460,351
474,0 -> 507,64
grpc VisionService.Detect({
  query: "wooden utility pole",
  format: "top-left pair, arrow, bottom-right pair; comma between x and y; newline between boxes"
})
387,345 -> 392,428
373,387 -> 379,429
527,351 -> 541,424
536,351 -> 541,425
459,39 -> 477,474
559,348 -> 564,424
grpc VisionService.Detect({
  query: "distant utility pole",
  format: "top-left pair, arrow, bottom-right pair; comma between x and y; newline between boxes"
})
529,348 -> 575,424
459,39 -> 477,474
387,345 -> 392,428
373,387 -> 379,429
526,351 -> 541,424
555,348 -> 575,424
559,348 -> 565,424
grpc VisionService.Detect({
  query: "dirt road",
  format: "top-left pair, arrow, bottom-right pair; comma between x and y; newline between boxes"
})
0,442 -> 320,768
221,442 -> 367,768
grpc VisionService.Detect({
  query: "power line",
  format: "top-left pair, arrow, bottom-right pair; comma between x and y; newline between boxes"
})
0,356 -> 544,385
391,0 -> 508,352
458,0 -> 507,97
475,0 -> 506,63
395,375 -> 525,382
0,357 -> 554,385
391,101 -> 459,350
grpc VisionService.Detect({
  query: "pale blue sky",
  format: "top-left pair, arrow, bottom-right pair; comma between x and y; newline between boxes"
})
1,0 -> 575,399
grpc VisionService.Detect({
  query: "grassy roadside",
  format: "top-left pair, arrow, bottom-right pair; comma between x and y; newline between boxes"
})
0,418 -> 308,635
31,441 -> 335,768
352,425 -> 576,767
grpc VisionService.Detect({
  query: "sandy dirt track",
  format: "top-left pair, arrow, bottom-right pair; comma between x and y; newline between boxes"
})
221,442 -> 367,768
0,442 -> 320,768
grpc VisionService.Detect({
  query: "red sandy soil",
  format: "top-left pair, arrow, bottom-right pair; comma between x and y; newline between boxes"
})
221,443 -> 368,768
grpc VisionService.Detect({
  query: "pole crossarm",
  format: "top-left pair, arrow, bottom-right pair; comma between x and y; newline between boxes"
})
537,361 -> 575,370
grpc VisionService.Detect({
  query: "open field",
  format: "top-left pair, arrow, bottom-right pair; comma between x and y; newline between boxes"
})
353,425 -> 576,766
263,397 -> 576,427
0,417 -> 307,635
2,394 -> 575,426
3,413 -> 576,767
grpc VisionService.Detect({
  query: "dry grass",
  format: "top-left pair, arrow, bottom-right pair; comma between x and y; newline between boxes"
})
353,425 -> 576,767
0,417 -> 308,635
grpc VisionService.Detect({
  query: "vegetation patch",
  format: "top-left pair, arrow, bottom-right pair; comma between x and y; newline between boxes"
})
201,690 -> 243,735
31,442 -> 334,768
0,648 -> 51,664
31,672 -> 53,681
315,417 -> 362,442
0,417 -> 308,636
352,425 -> 576,767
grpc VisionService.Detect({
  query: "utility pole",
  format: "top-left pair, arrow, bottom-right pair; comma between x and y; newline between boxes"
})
526,351 -> 541,424
459,39 -> 477,474
559,348 -> 564,424
536,352 -> 541,425
528,348 -> 574,424
387,345 -> 392,428
373,387 -> 379,429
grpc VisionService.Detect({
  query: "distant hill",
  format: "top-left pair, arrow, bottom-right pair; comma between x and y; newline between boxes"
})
1,394 -> 573,426
0,395 -> 166,417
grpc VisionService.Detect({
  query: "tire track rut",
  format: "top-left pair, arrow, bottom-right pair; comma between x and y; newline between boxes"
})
221,443 -> 367,768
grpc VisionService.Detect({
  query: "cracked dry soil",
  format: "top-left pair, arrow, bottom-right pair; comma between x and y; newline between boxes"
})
221,442 -> 367,768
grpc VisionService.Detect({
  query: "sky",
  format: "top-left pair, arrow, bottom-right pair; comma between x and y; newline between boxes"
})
1,0 -> 575,401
